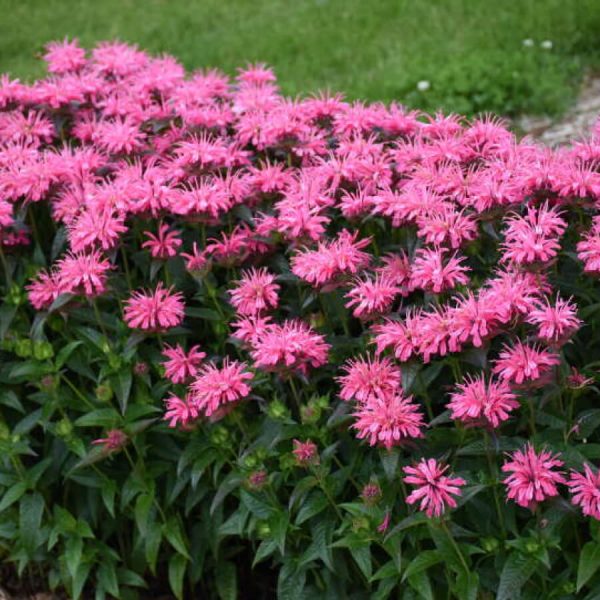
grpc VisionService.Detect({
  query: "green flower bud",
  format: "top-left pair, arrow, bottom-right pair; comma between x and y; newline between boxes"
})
7,284 -> 24,306
268,399 -> 289,420
243,454 -> 258,469
525,541 -> 540,554
96,383 -> 114,402
210,425 -> 229,446
56,418 -> 73,437
0,423 -> 10,440
481,537 -> 499,553
14,339 -> 32,358
33,340 -> 54,360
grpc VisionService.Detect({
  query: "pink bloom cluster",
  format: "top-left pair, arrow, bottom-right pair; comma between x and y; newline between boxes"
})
6,40 -> 600,521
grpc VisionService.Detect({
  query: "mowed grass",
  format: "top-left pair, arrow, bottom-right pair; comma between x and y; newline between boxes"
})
1,0 -> 600,116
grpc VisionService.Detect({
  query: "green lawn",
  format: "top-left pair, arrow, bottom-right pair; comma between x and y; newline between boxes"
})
1,0 -> 600,116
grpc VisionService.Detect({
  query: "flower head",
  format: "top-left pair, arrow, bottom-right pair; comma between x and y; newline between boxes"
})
229,267 -> 280,316
502,444 -> 566,510
162,344 -> 206,384
403,458 -> 466,517
292,439 -> 319,466
337,355 -> 401,404
142,224 -> 182,259
492,341 -> 559,386
447,375 -> 519,428
568,464 -> 600,520
124,283 -> 185,331
189,358 -> 253,417
55,250 -> 112,297
92,429 -> 127,452
352,394 -> 425,449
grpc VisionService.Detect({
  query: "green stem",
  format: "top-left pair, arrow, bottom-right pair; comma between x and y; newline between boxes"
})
0,243 -> 11,289
484,430 -> 506,538
61,374 -> 96,410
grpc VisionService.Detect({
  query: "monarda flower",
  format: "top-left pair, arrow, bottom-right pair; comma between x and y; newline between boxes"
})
124,283 -> 185,331
492,340 -> 560,386
352,394 -> 425,449
410,248 -> 469,294
162,344 -> 206,384
447,375 -> 519,428
164,393 -> 199,428
337,355 -> 401,404
92,429 -> 127,452
525,296 -> 581,345
345,274 -> 399,319
292,439 -> 319,466
43,38 -> 87,74
229,267 -> 280,316
403,458 -> 466,518
568,464 -> 600,520
250,319 -> 329,376
189,358 -> 253,417
290,230 -> 371,289
142,224 -> 182,259
500,202 -> 566,266
26,268 -> 65,310
502,444 -> 566,510
55,250 -> 112,297
371,310 -> 422,363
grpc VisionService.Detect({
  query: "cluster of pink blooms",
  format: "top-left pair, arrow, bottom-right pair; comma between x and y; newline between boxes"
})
5,40 -> 600,521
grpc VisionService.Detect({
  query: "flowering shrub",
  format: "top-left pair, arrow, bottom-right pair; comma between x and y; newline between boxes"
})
3,39 -> 600,599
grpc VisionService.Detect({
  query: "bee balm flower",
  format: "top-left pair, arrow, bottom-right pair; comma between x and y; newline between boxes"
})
124,283 -> 185,331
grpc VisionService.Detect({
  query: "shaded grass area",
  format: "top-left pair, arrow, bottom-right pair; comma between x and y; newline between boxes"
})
1,0 -> 600,116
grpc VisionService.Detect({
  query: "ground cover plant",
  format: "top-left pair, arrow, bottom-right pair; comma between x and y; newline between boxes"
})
4,39 -> 600,600
2,0 -> 600,117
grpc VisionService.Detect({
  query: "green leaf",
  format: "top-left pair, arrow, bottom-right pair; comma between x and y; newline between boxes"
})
407,570 -> 434,600
0,481 -> 27,512
455,570 -> 479,600
380,448 -> 400,481
19,492 -> 44,554
145,527 -> 162,575
55,341 -> 82,370
111,368 -> 132,415
101,480 -> 116,518
253,539 -> 278,567
163,518 -> 190,559
295,490 -> 328,524
168,553 -> 187,600
71,562 -> 92,600
65,536 -> 83,579
370,560 -> 400,582
269,511 -> 289,555
350,544 -> 372,581
402,550 -> 442,581
135,492 -> 154,538
578,542 -> 600,592
497,552 -> 538,600
216,561 -> 237,600
75,408 -> 120,427
97,563 -> 119,598
240,489 -> 273,519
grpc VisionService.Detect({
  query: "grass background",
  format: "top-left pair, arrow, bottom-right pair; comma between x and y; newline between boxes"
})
1,0 -> 600,116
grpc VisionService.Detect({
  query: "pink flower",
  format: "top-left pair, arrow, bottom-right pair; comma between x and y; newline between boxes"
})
345,274 -> 399,319
337,355 -> 401,404
568,464 -> 600,520
566,367 -> 594,390
492,340 -> 560,386
68,206 -> 127,253
292,439 -> 319,466
43,38 -> 86,74
447,375 -> 519,428
372,310 -> 421,363
189,358 -> 253,417
55,250 -> 112,297
361,482 -> 382,505
377,512 -> 391,534
291,230 -> 371,288
352,394 -> 425,449
526,296 -> 581,345
142,224 -> 182,259
26,268 -> 65,310
502,444 -> 566,510
124,283 -> 185,331
92,429 -> 127,452
93,117 -> 146,155
229,267 -> 280,316
250,319 -> 329,376
501,202 -> 566,266
162,344 -> 206,384
403,458 -> 466,518
410,248 -> 469,294
164,393 -> 199,428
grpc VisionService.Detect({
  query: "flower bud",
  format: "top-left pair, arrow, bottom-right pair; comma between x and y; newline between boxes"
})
361,482 -> 382,506
247,470 -> 268,490
14,339 -> 32,358
33,340 -> 54,360
481,537 -> 499,553
268,399 -> 289,420
56,418 -> 73,438
96,383 -> 114,402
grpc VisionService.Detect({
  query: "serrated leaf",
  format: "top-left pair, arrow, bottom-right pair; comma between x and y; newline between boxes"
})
168,553 -> 187,600
402,550 -> 441,581
497,552 -> 537,600
578,542 -> 600,592
216,561 -> 237,600
0,481 -> 27,512
163,518 -> 190,560
295,490 -> 328,524
350,544 -> 372,581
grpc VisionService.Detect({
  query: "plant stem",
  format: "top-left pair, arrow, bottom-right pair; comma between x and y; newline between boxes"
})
440,519 -> 469,574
